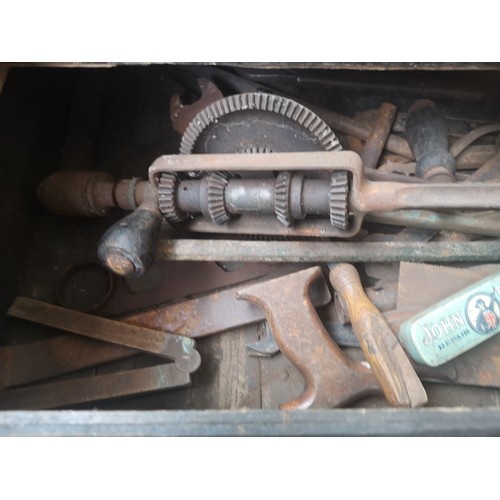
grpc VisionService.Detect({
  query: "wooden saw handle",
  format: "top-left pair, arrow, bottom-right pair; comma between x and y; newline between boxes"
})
329,263 -> 428,408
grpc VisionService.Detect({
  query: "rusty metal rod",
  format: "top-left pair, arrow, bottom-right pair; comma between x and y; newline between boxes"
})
6,297 -> 201,374
306,103 -> 414,160
156,239 -> 500,263
361,103 -> 397,170
365,210 -> 500,238
450,123 -> 500,158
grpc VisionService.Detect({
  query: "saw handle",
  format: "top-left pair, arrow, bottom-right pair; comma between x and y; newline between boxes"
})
329,263 -> 428,408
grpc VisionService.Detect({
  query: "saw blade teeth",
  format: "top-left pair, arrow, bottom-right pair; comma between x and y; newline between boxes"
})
329,171 -> 350,230
207,171 -> 232,225
274,171 -> 292,227
158,172 -> 187,223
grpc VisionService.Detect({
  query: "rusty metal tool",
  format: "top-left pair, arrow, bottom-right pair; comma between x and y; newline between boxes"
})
405,99 -> 456,182
99,261 -> 301,316
449,123 -> 500,158
360,103 -> 397,170
0,268 -> 326,386
365,209 -> 500,238
122,266 -> 331,337
149,151 -> 500,240
0,363 -> 190,410
39,151 -> 500,277
7,297 -> 201,374
0,336 -> 136,390
329,263 -> 427,407
304,102 -> 414,160
170,78 -> 224,134
157,238 -> 500,263
236,266 -> 381,409
36,170 -> 148,218
245,322 -> 279,357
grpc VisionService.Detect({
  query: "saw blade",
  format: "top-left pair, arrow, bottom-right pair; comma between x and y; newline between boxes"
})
397,262 -> 500,311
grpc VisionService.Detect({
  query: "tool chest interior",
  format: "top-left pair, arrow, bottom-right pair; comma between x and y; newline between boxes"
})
2,62 -> 500,436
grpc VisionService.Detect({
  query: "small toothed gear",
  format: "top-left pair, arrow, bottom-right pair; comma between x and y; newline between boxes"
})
158,172 -> 186,223
275,172 -> 292,226
207,171 -> 232,225
330,171 -> 350,230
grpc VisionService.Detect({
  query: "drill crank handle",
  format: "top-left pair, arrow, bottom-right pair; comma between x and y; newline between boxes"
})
329,263 -> 428,408
405,99 -> 456,182
97,183 -> 162,277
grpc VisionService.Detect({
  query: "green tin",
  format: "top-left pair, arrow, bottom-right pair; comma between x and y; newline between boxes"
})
398,272 -> 500,367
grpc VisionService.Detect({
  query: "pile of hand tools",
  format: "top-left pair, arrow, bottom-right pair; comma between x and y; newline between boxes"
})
4,70 -> 500,411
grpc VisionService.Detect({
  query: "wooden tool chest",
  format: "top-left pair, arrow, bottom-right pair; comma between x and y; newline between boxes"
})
1,63 -> 500,435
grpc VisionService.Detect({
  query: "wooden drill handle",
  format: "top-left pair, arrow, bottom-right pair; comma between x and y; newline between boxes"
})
329,263 -> 428,408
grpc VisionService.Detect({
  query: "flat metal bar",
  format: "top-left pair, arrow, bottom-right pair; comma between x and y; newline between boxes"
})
149,150 -> 360,183
6,297 -> 200,374
0,408 -> 499,436
0,364 -> 190,410
0,337 -> 137,389
157,239 -> 500,263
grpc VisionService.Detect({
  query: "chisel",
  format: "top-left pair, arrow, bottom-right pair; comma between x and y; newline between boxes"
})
329,263 -> 427,408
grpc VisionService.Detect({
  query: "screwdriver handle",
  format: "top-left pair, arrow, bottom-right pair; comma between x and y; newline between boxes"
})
329,263 -> 427,408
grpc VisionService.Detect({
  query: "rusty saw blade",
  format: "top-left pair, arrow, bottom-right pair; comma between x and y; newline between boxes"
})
397,262 -> 500,311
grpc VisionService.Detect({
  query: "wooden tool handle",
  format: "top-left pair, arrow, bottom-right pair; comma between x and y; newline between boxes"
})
329,263 -> 427,408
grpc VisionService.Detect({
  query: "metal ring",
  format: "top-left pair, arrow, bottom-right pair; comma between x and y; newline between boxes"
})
55,260 -> 115,312
126,177 -> 141,210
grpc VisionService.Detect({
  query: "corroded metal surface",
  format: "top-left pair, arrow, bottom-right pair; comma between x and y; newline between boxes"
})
0,364 -> 190,410
361,103 -> 397,170
122,265 -> 331,337
236,267 -> 381,409
0,337 -> 136,389
449,123 -> 500,158
37,171 -> 148,217
170,78 -> 224,134
7,297 -> 201,374
157,239 -> 500,263
149,151 -> 500,240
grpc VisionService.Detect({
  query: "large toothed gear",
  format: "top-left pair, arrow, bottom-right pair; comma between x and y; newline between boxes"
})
180,93 -> 342,155
329,171 -> 350,230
